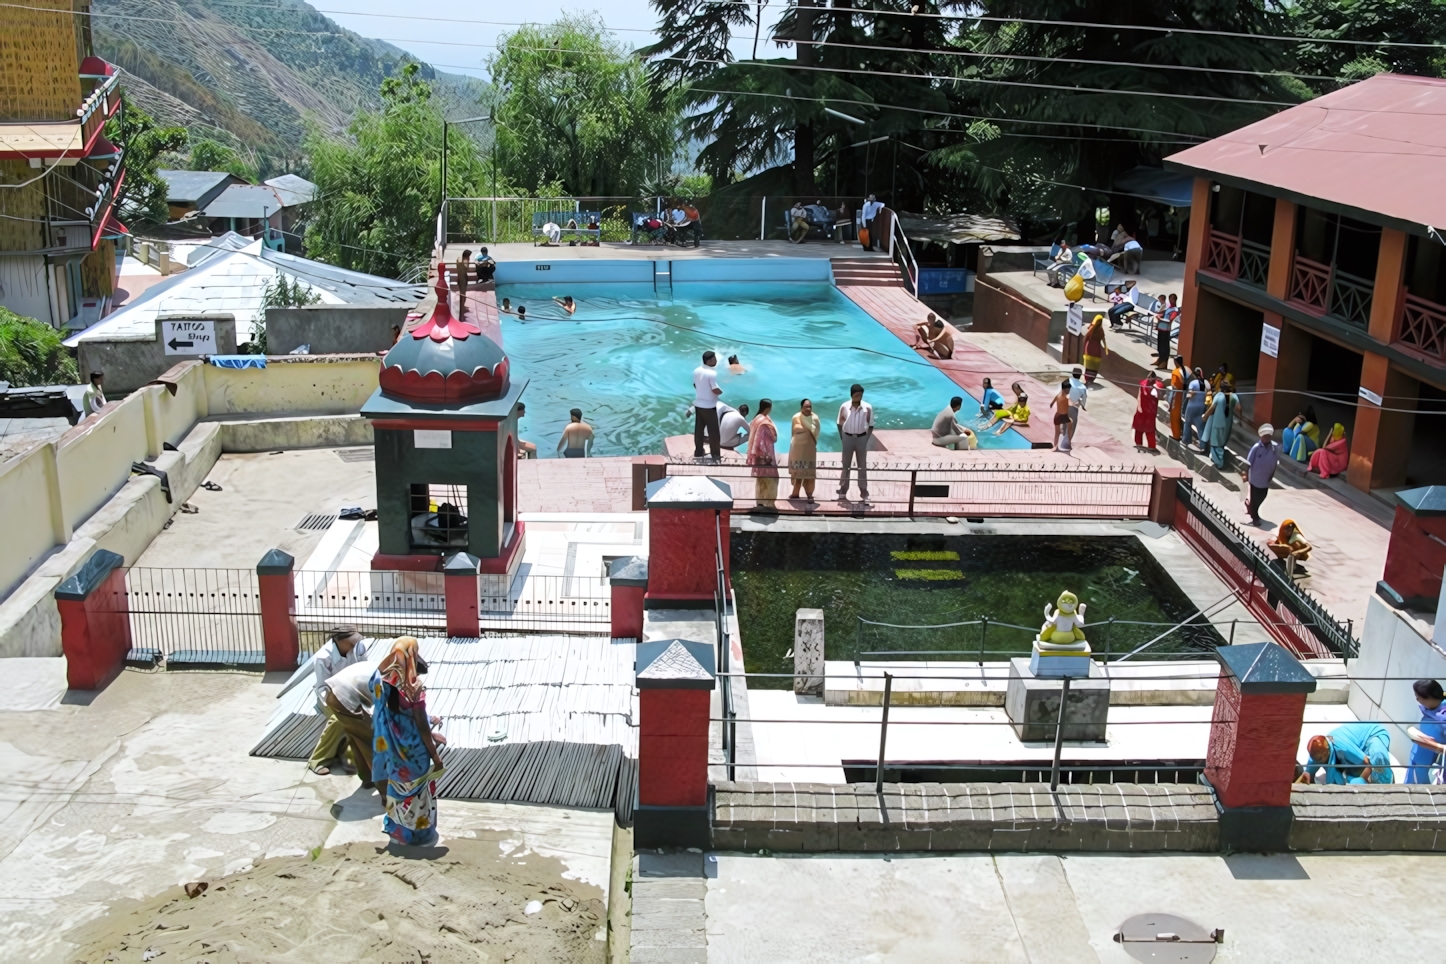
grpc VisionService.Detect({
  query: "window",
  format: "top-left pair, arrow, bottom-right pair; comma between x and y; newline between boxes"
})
408,483 -> 469,548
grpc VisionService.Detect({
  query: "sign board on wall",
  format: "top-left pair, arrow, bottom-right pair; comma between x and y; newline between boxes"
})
1260,323 -> 1280,358
1358,386 -> 1383,406
1066,303 -> 1084,336
414,429 -> 452,449
161,320 -> 216,355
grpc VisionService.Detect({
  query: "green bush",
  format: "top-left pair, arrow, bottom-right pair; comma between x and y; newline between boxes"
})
0,308 -> 78,387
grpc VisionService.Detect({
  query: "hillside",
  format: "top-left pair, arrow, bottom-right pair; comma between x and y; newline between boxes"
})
94,0 -> 486,160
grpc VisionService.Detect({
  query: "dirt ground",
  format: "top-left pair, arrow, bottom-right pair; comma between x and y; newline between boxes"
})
64,839 -> 607,964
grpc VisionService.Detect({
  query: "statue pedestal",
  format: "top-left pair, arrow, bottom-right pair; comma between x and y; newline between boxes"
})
1029,639 -> 1093,678
1006,658 -> 1109,743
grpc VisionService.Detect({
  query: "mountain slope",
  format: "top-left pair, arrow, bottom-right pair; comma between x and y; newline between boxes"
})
94,0 -> 485,153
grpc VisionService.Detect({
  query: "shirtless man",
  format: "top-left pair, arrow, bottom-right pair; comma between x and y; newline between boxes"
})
727,354 -> 745,374
1052,378 -> 1073,450
913,316 -> 954,359
553,295 -> 576,316
556,408 -> 594,458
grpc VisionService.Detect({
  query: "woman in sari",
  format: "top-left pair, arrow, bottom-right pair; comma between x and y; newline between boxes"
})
1081,315 -> 1107,385
371,637 -> 446,846
1168,357 -> 1186,441
1307,423 -> 1348,478
1281,407 -> 1321,462
788,398 -> 820,503
1132,374 -> 1161,450
1182,367 -> 1208,449
1297,723 -> 1394,784
747,398 -> 779,510
1202,377 -> 1239,469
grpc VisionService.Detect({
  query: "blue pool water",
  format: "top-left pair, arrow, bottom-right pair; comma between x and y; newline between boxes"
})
495,281 -> 1029,458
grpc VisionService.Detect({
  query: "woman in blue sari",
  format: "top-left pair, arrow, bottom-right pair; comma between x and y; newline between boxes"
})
371,637 -> 446,845
1298,723 -> 1394,784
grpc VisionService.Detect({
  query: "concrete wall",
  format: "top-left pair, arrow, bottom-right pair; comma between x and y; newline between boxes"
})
0,355 -> 382,657
1348,593 -> 1446,767
971,277 -> 1057,347
78,315 -> 239,394
265,305 -> 408,356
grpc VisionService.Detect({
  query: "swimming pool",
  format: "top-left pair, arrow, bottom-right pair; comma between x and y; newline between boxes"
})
495,281 -> 1029,458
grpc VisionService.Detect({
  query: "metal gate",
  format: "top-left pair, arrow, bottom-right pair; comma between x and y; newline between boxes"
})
125,568 -> 265,666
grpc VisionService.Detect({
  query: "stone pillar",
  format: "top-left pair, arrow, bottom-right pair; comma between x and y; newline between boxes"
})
1376,486 -> 1446,610
635,638 -> 716,849
1148,467 -> 1193,526
644,476 -> 733,608
257,549 -> 298,672
794,608 -> 825,696
444,551 -> 481,638
55,549 -> 131,690
608,556 -> 649,640
1204,642 -> 1317,853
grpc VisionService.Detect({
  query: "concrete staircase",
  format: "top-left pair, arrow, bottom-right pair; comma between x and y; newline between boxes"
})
831,257 -> 904,287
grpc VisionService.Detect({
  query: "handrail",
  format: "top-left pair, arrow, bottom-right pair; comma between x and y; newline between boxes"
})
885,208 -> 920,299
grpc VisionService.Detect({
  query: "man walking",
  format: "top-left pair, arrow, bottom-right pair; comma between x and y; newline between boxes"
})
861,194 -> 883,250
308,626 -> 368,775
836,383 -> 874,503
693,351 -> 723,460
1066,367 -> 1087,441
1242,423 -> 1278,527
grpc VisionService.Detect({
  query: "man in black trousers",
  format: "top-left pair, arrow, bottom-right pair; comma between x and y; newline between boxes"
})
692,350 -> 722,460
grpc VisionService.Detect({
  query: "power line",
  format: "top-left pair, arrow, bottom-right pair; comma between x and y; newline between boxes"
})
698,0 -> 1446,50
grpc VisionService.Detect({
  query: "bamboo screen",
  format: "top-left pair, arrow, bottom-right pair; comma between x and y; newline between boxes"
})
0,0 -> 82,122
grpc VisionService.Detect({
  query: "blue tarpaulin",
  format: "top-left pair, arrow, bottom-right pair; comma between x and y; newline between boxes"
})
208,355 -> 266,369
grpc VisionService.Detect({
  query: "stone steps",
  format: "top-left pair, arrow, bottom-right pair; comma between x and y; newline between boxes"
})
832,258 -> 904,287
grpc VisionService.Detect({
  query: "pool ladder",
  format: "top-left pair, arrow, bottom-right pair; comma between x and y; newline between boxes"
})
653,260 -> 672,294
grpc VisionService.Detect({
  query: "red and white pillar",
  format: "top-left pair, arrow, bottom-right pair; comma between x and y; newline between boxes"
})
644,476 -> 732,609
608,556 -> 648,640
635,637 -> 716,849
444,551 -> 481,638
1205,641 -> 1317,852
257,549 -> 298,672
55,549 -> 131,690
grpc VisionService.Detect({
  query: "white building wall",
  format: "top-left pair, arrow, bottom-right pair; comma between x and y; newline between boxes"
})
0,254 -> 56,325
1348,593 -> 1446,767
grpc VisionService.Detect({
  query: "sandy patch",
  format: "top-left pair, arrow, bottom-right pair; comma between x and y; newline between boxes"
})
65,839 -> 606,963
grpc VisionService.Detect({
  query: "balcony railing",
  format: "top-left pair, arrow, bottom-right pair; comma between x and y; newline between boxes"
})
1329,268 -> 1374,330
1239,239 -> 1270,288
1203,228 -> 1240,278
1398,292 -> 1446,363
1287,255 -> 1331,315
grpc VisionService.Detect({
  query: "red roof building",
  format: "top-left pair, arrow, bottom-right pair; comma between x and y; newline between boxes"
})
1165,73 -> 1446,495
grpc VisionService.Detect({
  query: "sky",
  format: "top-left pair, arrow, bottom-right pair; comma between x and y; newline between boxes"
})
307,0 -> 787,80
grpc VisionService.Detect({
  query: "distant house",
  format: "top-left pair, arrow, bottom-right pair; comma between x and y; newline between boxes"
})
63,237 -> 425,391
157,170 -> 243,222
263,174 -> 318,251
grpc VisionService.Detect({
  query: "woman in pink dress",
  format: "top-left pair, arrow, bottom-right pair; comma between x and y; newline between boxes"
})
1308,423 -> 1349,478
747,398 -> 779,510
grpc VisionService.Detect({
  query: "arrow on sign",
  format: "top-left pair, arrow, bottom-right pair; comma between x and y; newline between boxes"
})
168,338 -> 194,350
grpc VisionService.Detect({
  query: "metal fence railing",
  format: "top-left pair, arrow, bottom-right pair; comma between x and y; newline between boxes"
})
664,459 -> 1157,520
1174,480 -> 1357,660
125,567 -> 264,666
854,614 -> 1227,664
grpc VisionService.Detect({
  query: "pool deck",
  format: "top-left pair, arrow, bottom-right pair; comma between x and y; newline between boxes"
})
441,240 -> 891,262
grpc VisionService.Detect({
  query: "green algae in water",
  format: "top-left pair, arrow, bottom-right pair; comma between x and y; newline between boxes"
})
731,532 -> 1224,690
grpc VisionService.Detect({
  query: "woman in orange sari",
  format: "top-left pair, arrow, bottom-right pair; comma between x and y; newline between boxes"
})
1308,423 -> 1349,478
1081,315 -> 1107,385
1168,356 -> 1186,441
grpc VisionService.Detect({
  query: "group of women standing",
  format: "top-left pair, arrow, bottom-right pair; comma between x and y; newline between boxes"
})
742,398 -> 823,508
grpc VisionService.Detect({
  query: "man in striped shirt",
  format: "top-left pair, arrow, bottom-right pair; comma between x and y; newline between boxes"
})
836,384 -> 874,503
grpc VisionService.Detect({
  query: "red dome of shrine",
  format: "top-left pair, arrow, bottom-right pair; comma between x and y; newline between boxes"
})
378,267 -> 510,404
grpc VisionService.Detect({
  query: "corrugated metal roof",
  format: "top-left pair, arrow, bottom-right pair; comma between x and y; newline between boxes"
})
264,174 -> 317,207
64,239 -> 425,346
1163,73 -> 1446,232
158,169 -> 239,204
203,184 -> 286,219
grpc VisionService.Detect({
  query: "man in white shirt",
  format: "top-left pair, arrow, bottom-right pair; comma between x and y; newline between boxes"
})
1067,366 -> 1088,440
317,658 -> 380,786
692,351 -> 723,460
308,625 -> 369,775
718,403 -> 750,451
861,194 -> 883,251
836,383 -> 874,503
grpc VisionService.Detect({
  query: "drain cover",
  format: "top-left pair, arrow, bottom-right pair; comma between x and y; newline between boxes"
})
1114,914 -> 1221,962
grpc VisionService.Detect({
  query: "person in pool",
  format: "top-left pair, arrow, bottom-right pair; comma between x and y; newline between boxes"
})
556,408 -> 594,458
978,377 -> 1006,418
499,297 -> 513,315
727,354 -> 745,374
553,295 -> 576,316
516,305 -> 527,321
